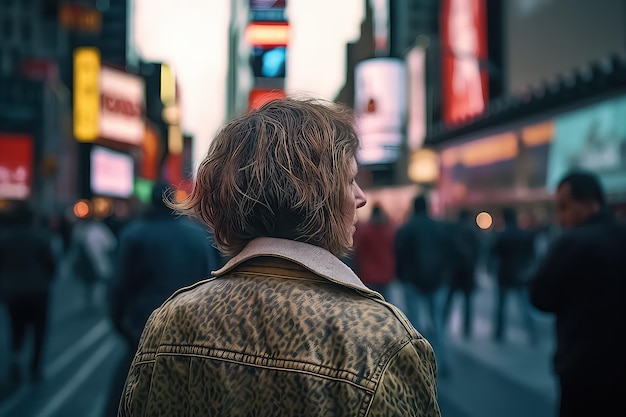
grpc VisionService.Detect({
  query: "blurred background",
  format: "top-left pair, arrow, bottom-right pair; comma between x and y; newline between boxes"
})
0,0 -> 625,416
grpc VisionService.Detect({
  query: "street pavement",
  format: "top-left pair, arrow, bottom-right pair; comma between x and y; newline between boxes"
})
0,269 -> 559,417
435,280 -> 558,417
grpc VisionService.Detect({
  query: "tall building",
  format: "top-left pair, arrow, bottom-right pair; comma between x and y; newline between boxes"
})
0,0 -> 73,212
226,0 -> 254,119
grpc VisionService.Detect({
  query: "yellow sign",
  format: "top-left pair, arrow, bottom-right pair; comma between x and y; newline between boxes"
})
73,47 -> 100,142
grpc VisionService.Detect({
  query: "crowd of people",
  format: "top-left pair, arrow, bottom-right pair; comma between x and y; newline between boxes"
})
0,97 -> 624,417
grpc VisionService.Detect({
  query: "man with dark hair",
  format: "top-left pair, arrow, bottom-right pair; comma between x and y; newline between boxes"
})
530,171 -> 626,417
105,181 -> 224,416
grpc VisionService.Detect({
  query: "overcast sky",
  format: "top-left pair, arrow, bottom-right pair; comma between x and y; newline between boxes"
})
133,0 -> 365,168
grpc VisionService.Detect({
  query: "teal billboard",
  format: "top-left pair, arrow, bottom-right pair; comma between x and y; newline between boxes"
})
547,96 -> 626,194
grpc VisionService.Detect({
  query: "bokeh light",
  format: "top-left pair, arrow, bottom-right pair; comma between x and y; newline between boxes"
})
476,211 -> 493,230
73,200 -> 91,218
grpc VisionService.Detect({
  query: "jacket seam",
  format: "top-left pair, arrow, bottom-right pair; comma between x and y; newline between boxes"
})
151,344 -> 378,392
362,340 -> 412,416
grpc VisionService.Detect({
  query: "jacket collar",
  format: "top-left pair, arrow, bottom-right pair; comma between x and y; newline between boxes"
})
213,237 -> 381,298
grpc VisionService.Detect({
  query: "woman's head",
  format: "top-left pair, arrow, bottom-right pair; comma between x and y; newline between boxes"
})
173,97 -> 366,257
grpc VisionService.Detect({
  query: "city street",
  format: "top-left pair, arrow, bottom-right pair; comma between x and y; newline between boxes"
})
0,272 -> 558,417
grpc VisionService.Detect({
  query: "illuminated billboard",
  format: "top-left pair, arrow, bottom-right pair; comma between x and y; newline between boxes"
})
547,96 -> 626,194
245,22 -> 289,47
440,0 -> 489,125
98,67 -> 145,145
0,134 -> 33,200
73,47 -> 101,142
249,0 -> 286,9
251,47 -> 286,78
248,89 -> 286,110
354,58 -> 407,165
90,146 -> 134,198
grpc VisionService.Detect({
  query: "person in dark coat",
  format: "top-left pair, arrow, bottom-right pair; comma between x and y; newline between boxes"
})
443,210 -> 479,339
530,171 -> 626,417
490,207 -> 537,344
395,195 -> 452,376
0,205 -> 56,384
104,181 -> 224,416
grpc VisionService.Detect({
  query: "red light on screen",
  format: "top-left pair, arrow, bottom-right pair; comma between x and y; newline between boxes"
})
245,22 -> 289,47
248,89 -> 287,111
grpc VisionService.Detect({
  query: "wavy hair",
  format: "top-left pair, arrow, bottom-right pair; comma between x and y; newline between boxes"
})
171,97 -> 360,257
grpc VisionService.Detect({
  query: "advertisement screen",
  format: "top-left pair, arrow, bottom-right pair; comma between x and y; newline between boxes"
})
547,96 -> 626,194
90,146 -> 134,198
252,47 -> 286,78
249,0 -> 286,9
354,58 -> 406,165
440,0 -> 489,125
248,89 -> 286,110
0,134 -> 33,200
98,66 -> 145,145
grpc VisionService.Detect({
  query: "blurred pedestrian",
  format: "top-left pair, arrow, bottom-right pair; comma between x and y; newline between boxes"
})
443,210 -> 479,339
395,194 -> 452,376
530,171 -> 626,417
67,211 -> 117,309
490,207 -> 538,345
352,204 -> 397,300
0,204 -> 56,385
117,98 -> 440,417
104,180 -> 223,417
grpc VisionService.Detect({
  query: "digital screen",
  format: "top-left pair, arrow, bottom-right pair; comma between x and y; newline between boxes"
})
249,0 -> 286,9
0,134 -> 33,200
354,58 -> 406,165
251,47 -> 286,78
90,146 -> 134,198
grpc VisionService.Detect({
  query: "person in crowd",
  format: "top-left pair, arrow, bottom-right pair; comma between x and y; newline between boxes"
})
395,194 -> 451,377
104,180 -> 223,417
117,98 -> 440,417
490,207 -> 538,345
352,204 -> 397,300
67,211 -> 117,309
0,204 -> 57,385
443,210 -> 479,339
530,171 -> 626,417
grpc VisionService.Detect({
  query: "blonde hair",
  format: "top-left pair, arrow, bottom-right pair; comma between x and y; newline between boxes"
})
171,97 -> 360,257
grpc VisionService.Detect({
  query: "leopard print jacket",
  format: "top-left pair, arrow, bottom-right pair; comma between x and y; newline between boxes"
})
118,237 -> 440,417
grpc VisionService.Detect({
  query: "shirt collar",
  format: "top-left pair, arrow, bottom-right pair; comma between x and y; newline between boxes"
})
212,237 -> 381,298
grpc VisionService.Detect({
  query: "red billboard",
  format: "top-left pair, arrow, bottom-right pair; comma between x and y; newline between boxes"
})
248,89 -> 286,111
0,134 -> 34,200
440,0 -> 489,125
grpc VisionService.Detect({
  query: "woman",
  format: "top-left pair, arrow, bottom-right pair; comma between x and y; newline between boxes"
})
118,98 -> 440,417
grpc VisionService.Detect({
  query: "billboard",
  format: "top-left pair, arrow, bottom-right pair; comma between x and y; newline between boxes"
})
98,66 -> 145,146
249,0 -> 286,9
0,134 -> 33,200
354,58 -> 407,165
406,45 -> 426,150
547,96 -> 626,194
245,22 -> 289,48
251,47 -> 286,78
90,146 -> 134,198
73,47 -> 101,142
440,0 -> 489,125
248,89 -> 286,110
